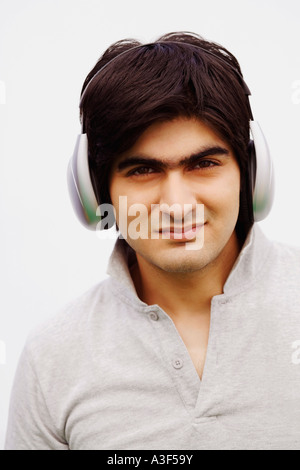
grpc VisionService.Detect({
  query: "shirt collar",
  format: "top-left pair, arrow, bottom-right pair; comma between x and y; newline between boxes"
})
222,223 -> 272,295
106,223 -> 272,302
106,235 -> 143,306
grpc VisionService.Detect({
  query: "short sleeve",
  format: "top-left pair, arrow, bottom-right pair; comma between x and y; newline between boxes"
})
5,344 -> 69,450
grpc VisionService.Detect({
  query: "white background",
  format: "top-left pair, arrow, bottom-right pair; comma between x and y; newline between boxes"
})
0,0 -> 300,449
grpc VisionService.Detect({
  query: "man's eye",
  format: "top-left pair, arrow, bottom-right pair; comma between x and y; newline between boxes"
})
128,167 -> 157,176
192,160 -> 219,170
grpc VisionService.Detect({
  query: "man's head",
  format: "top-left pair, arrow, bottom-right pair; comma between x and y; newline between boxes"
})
80,31 -> 254,245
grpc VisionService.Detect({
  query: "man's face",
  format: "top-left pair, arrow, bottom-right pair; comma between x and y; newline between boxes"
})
109,117 -> 241,274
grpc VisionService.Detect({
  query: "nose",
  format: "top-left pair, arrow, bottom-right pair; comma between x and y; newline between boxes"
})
159,171 -> 198,222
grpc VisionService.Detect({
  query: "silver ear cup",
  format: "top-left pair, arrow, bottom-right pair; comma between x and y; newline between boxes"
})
67,134 -> 100,229
250,121 -> 275,221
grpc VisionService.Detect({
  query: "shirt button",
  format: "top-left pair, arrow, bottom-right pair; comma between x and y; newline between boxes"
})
172,359 -> 183,369
149,312 -> 159,321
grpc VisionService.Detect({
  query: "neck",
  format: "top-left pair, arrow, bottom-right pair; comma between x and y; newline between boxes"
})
131,232 -> 241,319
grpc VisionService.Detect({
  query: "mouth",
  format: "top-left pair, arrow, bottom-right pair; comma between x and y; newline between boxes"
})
156,223 -> 205,240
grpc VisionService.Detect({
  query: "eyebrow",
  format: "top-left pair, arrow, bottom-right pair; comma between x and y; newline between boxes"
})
116,146 -> 230,172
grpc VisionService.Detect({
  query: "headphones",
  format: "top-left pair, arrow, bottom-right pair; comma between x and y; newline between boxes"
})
67,42 -> 275,230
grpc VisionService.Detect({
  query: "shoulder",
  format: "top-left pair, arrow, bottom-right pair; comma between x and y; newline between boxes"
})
6,279 -> 118,450
261,233 -> 300,297
268,236 -> 300,269
25,277 -> 117,360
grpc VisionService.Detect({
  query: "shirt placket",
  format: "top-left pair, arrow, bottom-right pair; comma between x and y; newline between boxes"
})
144,296 -> 227,423
192,296 -> 225,420
145,305 -> 203,415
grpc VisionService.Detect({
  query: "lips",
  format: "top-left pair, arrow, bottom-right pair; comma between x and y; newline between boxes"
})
159,225 -> 197,233
156,223 -> 205,240
159,223 -> 203,234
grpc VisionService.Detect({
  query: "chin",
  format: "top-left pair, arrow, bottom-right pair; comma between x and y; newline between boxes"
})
157,262 -> 206,274
145,247 -> 211,274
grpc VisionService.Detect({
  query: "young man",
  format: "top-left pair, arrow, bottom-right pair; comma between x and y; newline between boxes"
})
5,32 -> 300,450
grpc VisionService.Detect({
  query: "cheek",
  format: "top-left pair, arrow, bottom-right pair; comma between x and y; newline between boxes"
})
202,169 -> 240,215
109,179 -> 153,227
223,171 -> 241,217
109,179 -> 129,221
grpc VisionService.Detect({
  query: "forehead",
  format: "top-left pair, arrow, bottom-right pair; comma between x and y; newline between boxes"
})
114,117 -> 232,166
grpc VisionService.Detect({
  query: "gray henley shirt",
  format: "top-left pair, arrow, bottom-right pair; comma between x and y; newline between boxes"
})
5,224 -> 300,450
